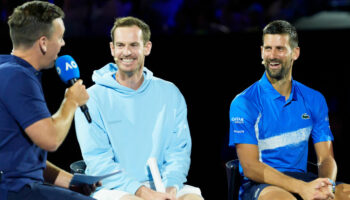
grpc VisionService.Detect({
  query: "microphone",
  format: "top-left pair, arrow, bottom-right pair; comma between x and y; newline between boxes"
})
55,55 -> 92,123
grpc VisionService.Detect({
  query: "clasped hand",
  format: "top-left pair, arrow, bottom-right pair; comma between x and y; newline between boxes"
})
300,178 -> 334,200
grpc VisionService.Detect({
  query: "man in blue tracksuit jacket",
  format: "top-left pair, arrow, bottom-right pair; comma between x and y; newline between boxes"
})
229,20 -> 350,200
74,16 -> 203,200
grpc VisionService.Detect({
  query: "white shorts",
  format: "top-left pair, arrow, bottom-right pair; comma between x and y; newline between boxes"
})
93,182 -> 202,200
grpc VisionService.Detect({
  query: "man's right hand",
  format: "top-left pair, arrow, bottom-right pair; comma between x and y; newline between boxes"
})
25,79 -> 90,152
65,79 -> 89,107
299,178 -> 334,200
135,186 -> 175,200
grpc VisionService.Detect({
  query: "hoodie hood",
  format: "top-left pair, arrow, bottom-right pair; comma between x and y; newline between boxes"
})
92,63 -> 153,96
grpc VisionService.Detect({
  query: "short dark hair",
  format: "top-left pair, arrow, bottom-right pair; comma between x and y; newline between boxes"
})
110,16 -> 151,45
8,1 -> 64,49
263,20 -> 298,49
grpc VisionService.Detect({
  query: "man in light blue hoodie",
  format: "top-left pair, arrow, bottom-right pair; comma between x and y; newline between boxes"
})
74,16 -> 203,200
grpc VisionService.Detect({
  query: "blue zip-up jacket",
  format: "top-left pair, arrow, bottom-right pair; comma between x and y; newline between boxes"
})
74,63 -> 191,195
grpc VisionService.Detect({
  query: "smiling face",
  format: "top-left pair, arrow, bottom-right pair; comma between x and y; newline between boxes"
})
261,34 -> 300,81
110,25 -> 152,76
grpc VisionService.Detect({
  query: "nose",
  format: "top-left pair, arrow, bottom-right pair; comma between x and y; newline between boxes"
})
267,48 -> 279,60
122,45 -> 132,56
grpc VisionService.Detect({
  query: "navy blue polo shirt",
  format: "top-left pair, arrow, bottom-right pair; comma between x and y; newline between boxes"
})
229,72 -> 333,174
0,55 -> 51,192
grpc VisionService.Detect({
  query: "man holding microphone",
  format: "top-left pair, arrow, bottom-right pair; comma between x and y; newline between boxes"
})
0,1 -> 97,199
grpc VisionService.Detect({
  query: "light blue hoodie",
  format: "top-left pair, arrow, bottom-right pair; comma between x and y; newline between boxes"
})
74,63 -> 191,195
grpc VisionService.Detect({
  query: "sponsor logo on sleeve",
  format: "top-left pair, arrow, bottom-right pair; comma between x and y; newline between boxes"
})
234,130 -> 244,133
231,117 -> 244,124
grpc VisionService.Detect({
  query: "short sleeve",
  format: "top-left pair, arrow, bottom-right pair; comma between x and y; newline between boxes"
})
1,69 -> 51,129
310,92 -> 333,143
229,95 -> 259,147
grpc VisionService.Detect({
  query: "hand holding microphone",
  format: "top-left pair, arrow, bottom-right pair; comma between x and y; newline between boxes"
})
55,55 -> 92,123
64,79 -> 89,107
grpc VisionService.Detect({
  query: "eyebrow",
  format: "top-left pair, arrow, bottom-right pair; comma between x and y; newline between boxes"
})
114,41 -> 140,45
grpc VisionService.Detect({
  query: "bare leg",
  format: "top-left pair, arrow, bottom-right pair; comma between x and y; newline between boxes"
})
120,194 -> 144,200
258,186 -> 296,200
177,193 -> 204,200
335,184 -> 350,200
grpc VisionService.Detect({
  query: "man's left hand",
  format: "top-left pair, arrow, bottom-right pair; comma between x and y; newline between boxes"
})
69,181 -> 102,196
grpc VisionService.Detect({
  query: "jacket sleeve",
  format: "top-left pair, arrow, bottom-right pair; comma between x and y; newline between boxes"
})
161,88 -> 191,191
74,97 -> 142,194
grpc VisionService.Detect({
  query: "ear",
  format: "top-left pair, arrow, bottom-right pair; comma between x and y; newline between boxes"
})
144,41 -> 152,56
260,46 -> 264,59
292,47 -> 300,61
38,36 -> 48,55
110,42 -> 115,57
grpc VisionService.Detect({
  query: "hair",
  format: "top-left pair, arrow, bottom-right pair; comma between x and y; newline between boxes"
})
262,20 -> 299,49
110,16 -> 151,45
8,1 -> 64,49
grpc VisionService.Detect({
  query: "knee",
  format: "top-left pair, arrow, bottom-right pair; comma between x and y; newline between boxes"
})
258,186 -> 296,200
335,184 -> 350,200
259,193 -> 296,200
177,193 -> 204,200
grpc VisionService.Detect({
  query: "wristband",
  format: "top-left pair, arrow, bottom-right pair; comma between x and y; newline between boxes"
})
328,178 -> 336,193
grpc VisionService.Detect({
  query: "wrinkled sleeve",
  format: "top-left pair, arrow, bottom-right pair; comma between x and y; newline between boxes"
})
2,70 -> 50,129
161,88 -> 191,191
229,95 -> 258,147
74,97 -> 142,194
310,92 -> 334,143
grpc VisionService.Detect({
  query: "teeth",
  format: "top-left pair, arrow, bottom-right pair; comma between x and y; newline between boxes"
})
122,59 -> 133,63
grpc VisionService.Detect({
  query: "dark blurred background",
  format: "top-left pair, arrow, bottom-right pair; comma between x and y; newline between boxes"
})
1,0 -> 350,199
